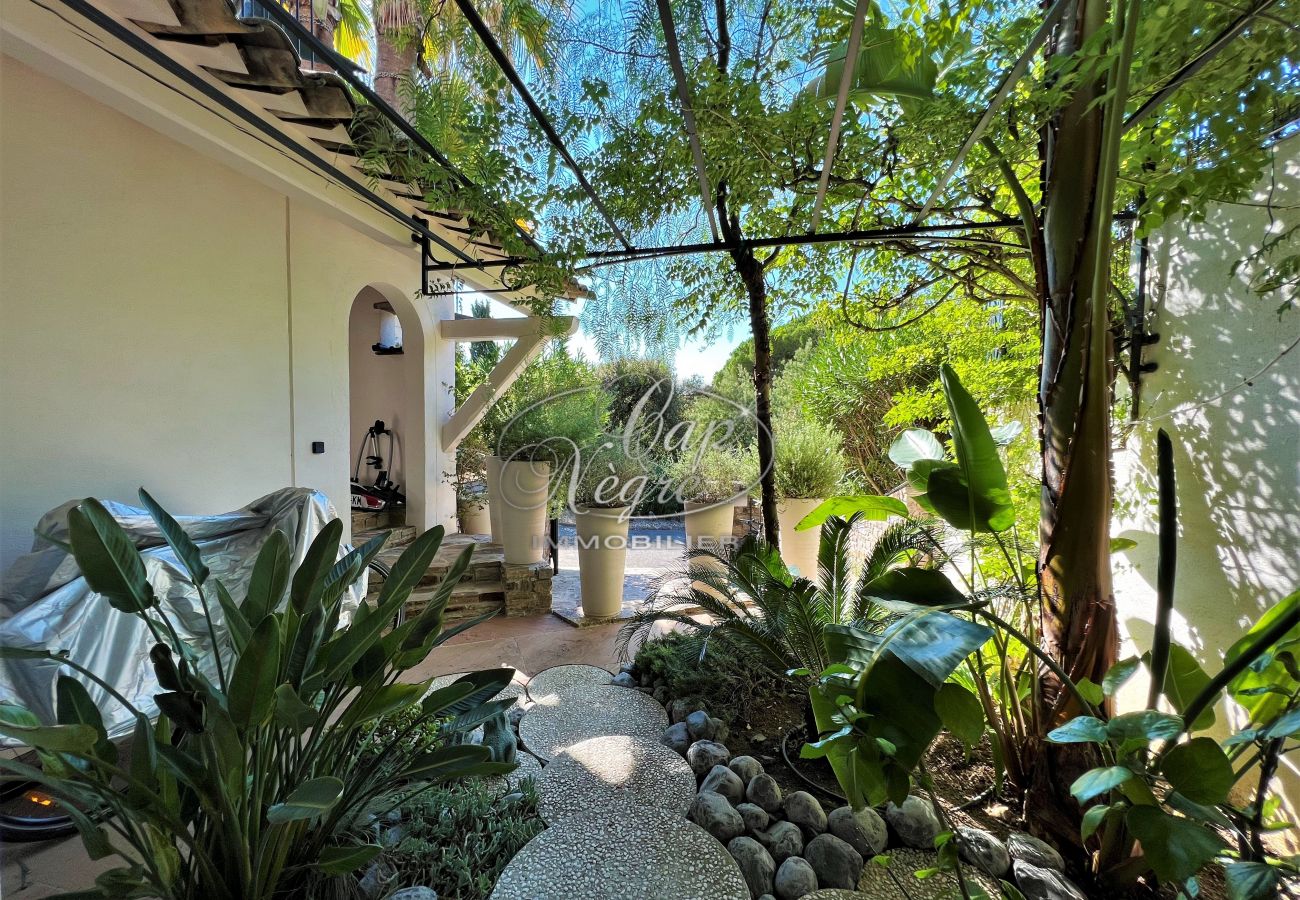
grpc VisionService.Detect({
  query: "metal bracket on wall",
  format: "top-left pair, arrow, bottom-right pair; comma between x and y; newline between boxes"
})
412,216 -> 433,296
1121,231 -> 1161,421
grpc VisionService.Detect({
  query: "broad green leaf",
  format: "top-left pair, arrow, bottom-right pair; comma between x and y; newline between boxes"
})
1075,678 -> 1104,706
339,681 -> 429,729
825,613 -> 992,689
1071,766 -> 1132,802
1227,590 -> 1300,725
244,530 -> 291,622
67,499 -> 156,613
1161,737 -> 1233,805
862,568 -> 966,610
273,684 -> 319,732
805,23 -> 938,102
316,844 -> 383,876
289,519 -> 343,615
0,702 -> 97,752
1224,861 -> 1279,900
1046,716 -> 1108,744
138,488 -> 209,585
266,776 -> 344,824
1264,708 -> 1300,738
213,580 -> 250,654
937,364 -> 1015,533
56,676 -> 114,763
1151,645 -> 1217,730
935,682 -> 984,748
399,542 -> 475,656
1125,805 -> 1225,883
1081,803 -> 1111,840
888,429 -> 945,470
1103,656 -> 1141,696
1106,710 -> 1182,749
1109,537 -> 1138,552
155,692 -> 204,734
794,495 -> 909,531
227,615 -> 282,728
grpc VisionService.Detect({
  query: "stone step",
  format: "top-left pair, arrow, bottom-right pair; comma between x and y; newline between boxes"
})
406,579 -> 506,621
355,524 -> 417,551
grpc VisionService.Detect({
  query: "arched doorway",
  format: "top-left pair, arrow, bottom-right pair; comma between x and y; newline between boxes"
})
347,284 -> 435,533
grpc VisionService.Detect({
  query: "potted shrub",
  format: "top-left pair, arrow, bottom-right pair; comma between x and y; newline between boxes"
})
570,439 -> 643,618
773,417 -> 846,578
492,353 -> 608,565
670,444 -> 757,555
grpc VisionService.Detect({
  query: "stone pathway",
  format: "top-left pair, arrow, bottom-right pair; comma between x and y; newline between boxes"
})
491,665 -> 750,900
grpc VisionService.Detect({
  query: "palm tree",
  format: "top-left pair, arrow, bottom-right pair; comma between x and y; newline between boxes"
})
617,514 -> 947,685
373,0 -> 557,109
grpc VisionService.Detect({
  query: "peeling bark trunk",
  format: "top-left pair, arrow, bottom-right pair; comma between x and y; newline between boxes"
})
1030,0 -> 1120,850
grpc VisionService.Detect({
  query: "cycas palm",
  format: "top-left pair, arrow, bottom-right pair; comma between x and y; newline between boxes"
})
617,514 -> 947,685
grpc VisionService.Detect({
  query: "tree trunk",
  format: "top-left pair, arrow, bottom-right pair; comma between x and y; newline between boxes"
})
1030,0 -> 1120,849
375,32 -> 416,109
733,245 -> 780,552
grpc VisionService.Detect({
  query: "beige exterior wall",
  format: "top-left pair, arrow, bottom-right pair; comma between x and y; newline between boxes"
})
1113,139 -> 1300,807
0,55 -> 456,570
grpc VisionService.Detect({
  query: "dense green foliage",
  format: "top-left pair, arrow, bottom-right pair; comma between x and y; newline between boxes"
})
372,777 -> 545,900
0,494 -> 513,900
772,416 -> 847,499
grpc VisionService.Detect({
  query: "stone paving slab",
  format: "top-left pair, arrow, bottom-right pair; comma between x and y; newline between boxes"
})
489,808 -> 749,900
518,684 -> 669,761
524,663 -> 613,702
538,735 -> 697,825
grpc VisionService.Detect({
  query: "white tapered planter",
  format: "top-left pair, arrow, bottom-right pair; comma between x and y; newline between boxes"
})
575,505 -> 632,618
777,497 -> 824,579
460,497 -> 491,536
484,455 -> 504,541
683,500 -> 735,555
498,459 -> 552,564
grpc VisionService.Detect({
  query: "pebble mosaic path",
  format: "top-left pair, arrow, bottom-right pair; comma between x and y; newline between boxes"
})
491,665 -> 749,900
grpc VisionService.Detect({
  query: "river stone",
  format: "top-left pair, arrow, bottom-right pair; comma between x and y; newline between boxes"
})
1008,832 -> 1065,871
690,790 -> 745,843
737,802 -> 770,835
804,833 -> 863,890
885,796 -> 941,849
687,740 -> 731,776
728,836 -> 776,898
388,890 -> 438,900
712,717 -> 730,743
662,722 -> 691,755
757,820 -> 804,863
1012,860 -> 1087,900
611,671 -> 637,688
686,709 -> 719,741
730,755 -> 763,783
957,827 -> 1011,877
668,698 -> 695,723
746,773 -> 783,813
827,806 -> 887,857
784,791 -> 828,838
774,856 -> 818,900
702,764 -> 746,805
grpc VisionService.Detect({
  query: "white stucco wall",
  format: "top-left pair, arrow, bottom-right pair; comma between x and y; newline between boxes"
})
0,55 -> 456,570
349,291 -> 410,491
1113,139 -> 1300,803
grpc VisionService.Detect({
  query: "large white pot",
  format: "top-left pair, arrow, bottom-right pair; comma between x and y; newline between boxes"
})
459,497 -> 491,536
575,505 -> 632,618
484,455 -> 504,541
683,500 -> 735,555
497,459 -> 552,565
777,497 -> 824,580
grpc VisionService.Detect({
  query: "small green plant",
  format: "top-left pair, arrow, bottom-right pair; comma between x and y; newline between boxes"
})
488,346 -> 609,466
0,492 -> 514,900
773,417 -> 847,499
631,630 -> 793,727
368,777 -> 545,900
569,437 -> 646,510
668,444 -> 758,503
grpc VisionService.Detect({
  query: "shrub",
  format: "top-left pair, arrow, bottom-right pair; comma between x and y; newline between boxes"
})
667,444 -> 758,503
0,493 -> 513,900
772,417 -> 846,499
631,631 -> 792,727
370,777 -> 545,900
490,346 -> 609,467
569,437 -> 646,510
598,357 -> 684,441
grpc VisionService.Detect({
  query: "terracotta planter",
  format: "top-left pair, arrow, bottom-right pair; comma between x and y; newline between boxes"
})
575,505 -> 632,618
484,455 -> 504,541
497,459 -> 552,565
459,497 -> 491,536
777,497 -> 824,580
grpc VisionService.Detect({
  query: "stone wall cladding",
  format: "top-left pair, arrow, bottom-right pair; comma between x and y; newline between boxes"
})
504,562 -> 554,616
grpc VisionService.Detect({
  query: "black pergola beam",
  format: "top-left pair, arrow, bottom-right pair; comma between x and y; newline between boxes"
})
452,0 -> 632,250
424,218 -> 1027,272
